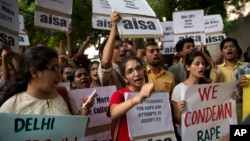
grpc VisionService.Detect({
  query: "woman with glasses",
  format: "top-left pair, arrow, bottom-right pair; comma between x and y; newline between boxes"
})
0,46 -> 92,115
107,55 -> 154,141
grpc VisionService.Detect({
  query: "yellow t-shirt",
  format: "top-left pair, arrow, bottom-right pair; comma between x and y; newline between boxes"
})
210,61 -> 247,83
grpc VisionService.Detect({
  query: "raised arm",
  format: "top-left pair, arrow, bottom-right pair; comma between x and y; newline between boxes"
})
101,11 -> 121,69
77,36 -> 92,55
66,24 -> 74,58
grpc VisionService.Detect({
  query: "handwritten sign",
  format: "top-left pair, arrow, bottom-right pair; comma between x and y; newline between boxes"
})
0,113 -> 88,141
117,16 -> 163,38
181,82 -> 237,141
204,14 -> 223,33
125,92 -> 176,140
108,0 -> 156,17
173,10 -> 204,34
70,86 -> 116,127
160,21 -> 174,42
36,0 -> 73,15
0,0 -> 19,32
174,33 -> 206,46
34,10 -> 71,32
92,0 -> 112,15
161,42 -> 176,54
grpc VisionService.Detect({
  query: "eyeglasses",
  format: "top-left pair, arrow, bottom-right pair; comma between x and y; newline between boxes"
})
114,43 -> 125,49
125,66 -> 144,75
44,66 -> 60,73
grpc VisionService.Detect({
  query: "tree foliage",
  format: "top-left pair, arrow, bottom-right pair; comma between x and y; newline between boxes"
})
18,0 -> 250,50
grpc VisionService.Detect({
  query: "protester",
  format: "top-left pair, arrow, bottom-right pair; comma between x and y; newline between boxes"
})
98,11 -> 127,90
68,66 -> 91,89
107,56 -> 154,141
0,46 -> 93,115
89,61 -> 101,88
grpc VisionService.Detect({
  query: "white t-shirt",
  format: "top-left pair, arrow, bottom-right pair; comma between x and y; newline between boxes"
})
171,82 -> 189,136
0,92 -> 71,115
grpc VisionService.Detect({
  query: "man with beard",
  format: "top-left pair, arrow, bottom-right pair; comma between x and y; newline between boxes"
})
210,37 -> 247,83
144,41 -> 175,95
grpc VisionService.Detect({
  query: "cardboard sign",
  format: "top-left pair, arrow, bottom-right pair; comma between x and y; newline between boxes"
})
117,16 -> 163,38
243,75 -> 250,120
206,33 -> 226,45
174,33 -> 206,46
161,41 -> 176,54
92,15 -> 112,30
204,14 -> 224,33
181,82 -> 237,141
34,10 -> 71,32
0,113 -> 88,141
70,86 -> 116,127
125,92 -> 176,140
36,0 -> 73,15
108,0 -> 156,17
160,21 -> 174,42
0,29 -> 19,52
19,34 -> 30,46
173,10 -> 204,34
0,0 -> 19,32
92,0 -> 112,15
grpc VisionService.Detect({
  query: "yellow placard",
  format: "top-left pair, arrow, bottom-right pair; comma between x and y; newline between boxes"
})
243,75 -> 250,120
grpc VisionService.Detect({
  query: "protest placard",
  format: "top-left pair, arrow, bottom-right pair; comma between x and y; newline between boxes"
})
181,82 -> 237,141
174,32 -> 206,46
70,86 -> 116,140
243,75 -> 250,120
173,10 -> 204,34
204,14 -> 224,33
0,0 -> 19,32
0,27 -> 19,52
0,113 -> 88,141
161,41 -> 176,54
92,0 -> 112,15
19,15 -> 30,46
92,15 -> 111,30
125,92 -> 176,141
160,21 -> 174,42
108,0 -> 156,17
34,0 -> 72,32
117,16 -> 163,38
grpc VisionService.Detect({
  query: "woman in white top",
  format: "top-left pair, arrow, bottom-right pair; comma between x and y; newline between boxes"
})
171,50 -> 209,140
0,46 -> 93,115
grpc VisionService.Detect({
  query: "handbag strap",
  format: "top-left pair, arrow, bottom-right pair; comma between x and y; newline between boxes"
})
114,118 -> 121,141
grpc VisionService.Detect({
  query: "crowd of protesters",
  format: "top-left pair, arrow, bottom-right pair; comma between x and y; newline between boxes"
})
0,11 -> 250,141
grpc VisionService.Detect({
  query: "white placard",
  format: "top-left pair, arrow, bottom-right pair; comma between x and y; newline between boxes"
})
19,15 -> 25,33
181,82 -> 237,141
34,11 -> 71,32
174,33 -> 206,46
36,0 -> 73,15
92,15 -> 111,30
125,92 -> 175,138
173,10 -> 204,34
57,82 -> 70,91
117,16 -> 163,38
204,14 -> 224,33
70,86 -> 116,128
19,34 -> 30,46
135,133 -> 177,141
0,0 -> 19,32
85,130 -> 111,141
108,0 -> 156,17
160,21 -> 174,42
0,30 -> 19,52
161,42 -> 176,54
206,33 -> 226,45
92,0 -> 112,15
